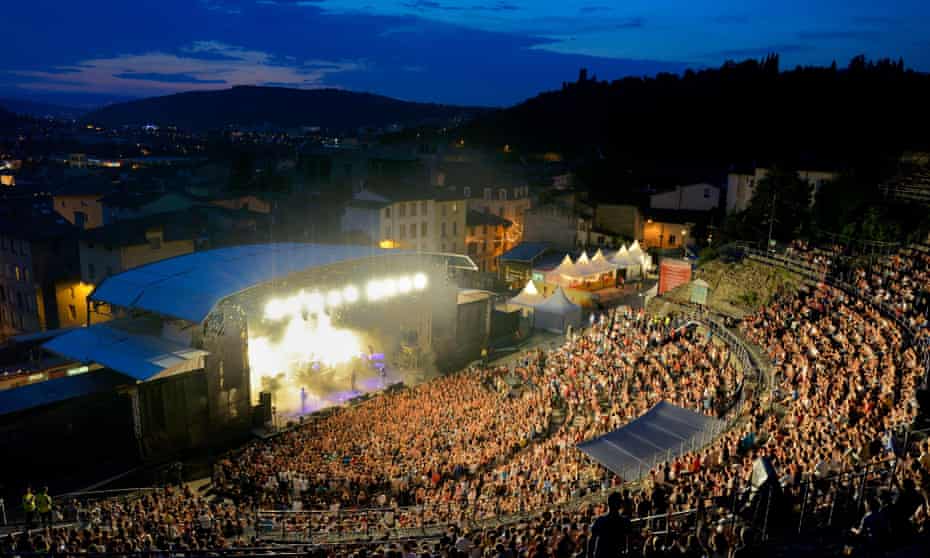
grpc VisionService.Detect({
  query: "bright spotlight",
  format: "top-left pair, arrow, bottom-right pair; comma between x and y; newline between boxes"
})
413,273 -> 428,290
366,280 -> 382,301
303,291 -> 324,312
343,285 -> 359,303
382,278 -> 397,297
327,290 -> 343,307
398,276 -> 412,293
265,298 -> 288,321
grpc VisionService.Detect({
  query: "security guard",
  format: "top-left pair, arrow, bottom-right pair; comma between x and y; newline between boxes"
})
22,486 -> 36,530
35,486 -> 53,527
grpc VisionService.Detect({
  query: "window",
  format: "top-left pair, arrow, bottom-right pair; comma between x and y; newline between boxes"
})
498,206 -> 504,217
16,291 -> 23,309
410,202 -> 416,217
399,204 -> 406,217
68,304 -> 78,321
452,203 -> 458,213
0,237 -> 6,250
441,242 -> 446,251
498,189 -> 507,201
0,285 -> 5,301
463,187 -> 471,198
704,188 -> 711,199
88,263 -> 96,280
149,236 -> 162,250
483,188 -> 492,200
441,204 -> 447,217
668,235 -> 677,246
385,225 -> 391,238
441,222 -> 447,237
420,201 -> 427,215
384,207 -> 391,219
421,222 -> 428,237
452,222 -> 457,235
399,224 -> 406,239
14,266 -> 21,281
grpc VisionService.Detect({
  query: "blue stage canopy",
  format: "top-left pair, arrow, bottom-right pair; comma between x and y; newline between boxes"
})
577,401 -> 725,481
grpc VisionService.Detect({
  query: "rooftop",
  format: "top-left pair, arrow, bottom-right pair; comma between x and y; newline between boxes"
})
466,209 -> 512,228
88,243 -> 475,323
500,242 -> 551,262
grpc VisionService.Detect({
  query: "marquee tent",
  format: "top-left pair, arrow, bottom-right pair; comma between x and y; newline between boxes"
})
577,401 -> 724,481
507,279 -> 545,311
532,287 -> 583,333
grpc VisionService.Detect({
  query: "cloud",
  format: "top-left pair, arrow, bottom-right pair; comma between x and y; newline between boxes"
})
113,72 -> 227,84
471,2 -> 519,11
11,41 -> 363,95
402,1 -> 462,10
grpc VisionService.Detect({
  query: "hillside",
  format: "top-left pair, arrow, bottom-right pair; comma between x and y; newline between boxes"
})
465,56 -> 930,168
0,98 -> 85,119
84,86 -> 487,132
657,259 -> 802,317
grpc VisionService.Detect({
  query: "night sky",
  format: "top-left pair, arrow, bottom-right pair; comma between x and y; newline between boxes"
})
4,0 -> 929,108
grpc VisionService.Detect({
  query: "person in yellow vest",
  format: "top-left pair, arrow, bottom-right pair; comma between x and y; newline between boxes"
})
35,486 -> 53,528
22,486 -> 36,530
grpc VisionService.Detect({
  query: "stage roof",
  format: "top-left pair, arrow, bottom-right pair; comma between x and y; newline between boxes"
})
90,243 -> 476,323
577,401 -> 724,481
43,323 -> 208,382
0,370 -> 131,416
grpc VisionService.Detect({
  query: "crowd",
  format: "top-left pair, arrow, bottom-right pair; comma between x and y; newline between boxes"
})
6,241 -> 930,557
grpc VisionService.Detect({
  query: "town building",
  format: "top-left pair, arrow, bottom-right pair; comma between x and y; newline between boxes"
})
650,183 -> 720,211
465,209 -> 512,272
726,168 -> 837,213
0,208 -> 80,338
377,190 -> 467,253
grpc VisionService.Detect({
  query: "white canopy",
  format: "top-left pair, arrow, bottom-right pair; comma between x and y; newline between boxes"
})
533,287 -> 583,333
508,279 -> 545,308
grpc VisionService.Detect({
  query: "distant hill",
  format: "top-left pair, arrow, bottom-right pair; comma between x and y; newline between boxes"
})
84,86 -> 487,132
464,55 -> 930,170
0,98 -> 85,119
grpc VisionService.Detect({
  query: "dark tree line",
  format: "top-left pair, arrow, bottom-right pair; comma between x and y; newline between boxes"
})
464,55 -> 930,171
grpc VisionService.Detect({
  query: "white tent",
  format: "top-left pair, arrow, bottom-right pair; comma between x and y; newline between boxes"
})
508,279 -> 545,310
611,244 -> 643,279
533,287 -> 583,333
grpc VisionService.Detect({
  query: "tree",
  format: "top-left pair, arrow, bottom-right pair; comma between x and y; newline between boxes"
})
744,167 -> 813,242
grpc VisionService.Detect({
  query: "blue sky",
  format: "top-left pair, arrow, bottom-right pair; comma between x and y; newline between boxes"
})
3,0 -> 929,107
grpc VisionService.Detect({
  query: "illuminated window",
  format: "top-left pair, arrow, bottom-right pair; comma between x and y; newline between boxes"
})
14,266 -> 21,281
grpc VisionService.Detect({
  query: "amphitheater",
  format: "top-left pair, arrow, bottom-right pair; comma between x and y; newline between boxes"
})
5,241 -> 929,558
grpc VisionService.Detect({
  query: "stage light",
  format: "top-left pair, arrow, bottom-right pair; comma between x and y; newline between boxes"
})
398,276 -> 412,293
413,273 -> 428,290
327,290 -> 343,307
265,298 -> 289,321
343,285 -> 360,303
382,278 -> 397,297
366,280 -> 383,301
302,291 -> 324,312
